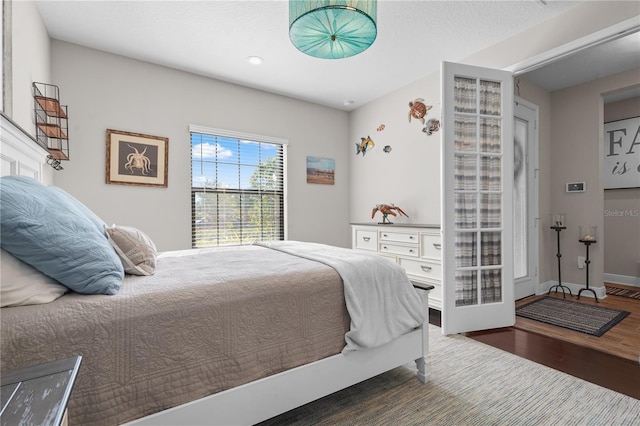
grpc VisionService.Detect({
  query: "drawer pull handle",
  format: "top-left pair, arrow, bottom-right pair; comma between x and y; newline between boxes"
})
409,235 -> 415,240
409,249 -> 415,253
383,246 -> 388,250
433,243 -> 442,250
363,237 -> 370,242
383,234 -> 388,237
421,265 -> 432,272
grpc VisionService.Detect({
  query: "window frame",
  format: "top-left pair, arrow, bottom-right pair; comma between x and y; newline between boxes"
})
189,125 -> 288,248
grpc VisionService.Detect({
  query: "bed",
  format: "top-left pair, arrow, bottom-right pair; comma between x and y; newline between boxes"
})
0,113 -> 431,425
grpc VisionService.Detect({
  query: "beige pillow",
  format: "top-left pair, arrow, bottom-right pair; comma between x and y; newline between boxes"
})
1,249 -> 68,307
106,225 -> 157,276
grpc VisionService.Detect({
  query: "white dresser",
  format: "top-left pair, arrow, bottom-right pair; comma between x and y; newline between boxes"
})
351,223 -> 442,310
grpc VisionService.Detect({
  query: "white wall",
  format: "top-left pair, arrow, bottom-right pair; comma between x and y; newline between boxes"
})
48,41 -> 350,251
9,1 -> 351,251
349,1 -> 640,289
517,74 -> 640,289
348,76 -> 441,225
604,97 -> 640,282
5,0 -> 53,184
9,0 -> 50,131
10,0 -> 640,263
549,70 -> 640,287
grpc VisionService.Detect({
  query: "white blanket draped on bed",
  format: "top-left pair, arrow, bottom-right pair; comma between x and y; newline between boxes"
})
257,241 -> 426,352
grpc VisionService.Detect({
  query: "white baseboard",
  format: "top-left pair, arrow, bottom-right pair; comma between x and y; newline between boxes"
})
538,280 -> 607,300
604,273 -> 640,287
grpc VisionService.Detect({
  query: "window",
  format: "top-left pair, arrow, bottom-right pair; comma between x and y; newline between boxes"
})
190,126 -> 287,248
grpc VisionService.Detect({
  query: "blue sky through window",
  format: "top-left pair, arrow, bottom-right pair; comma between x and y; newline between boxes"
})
191,133 -> 277,189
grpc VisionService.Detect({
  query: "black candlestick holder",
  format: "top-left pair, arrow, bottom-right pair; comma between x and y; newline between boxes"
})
548,226 -> 571,298
577,238 -> 598,302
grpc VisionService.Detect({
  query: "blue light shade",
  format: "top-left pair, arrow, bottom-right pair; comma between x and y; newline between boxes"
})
289,0 -> 377,59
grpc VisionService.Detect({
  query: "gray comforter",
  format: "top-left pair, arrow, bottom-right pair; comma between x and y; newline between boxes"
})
1,242 -> 425,425
1,246 -> 350,425
258,241 -> 426,352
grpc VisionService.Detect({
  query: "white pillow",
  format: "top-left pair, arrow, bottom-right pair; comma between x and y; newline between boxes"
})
106,225 -> 157,276
1,249 -> 68,307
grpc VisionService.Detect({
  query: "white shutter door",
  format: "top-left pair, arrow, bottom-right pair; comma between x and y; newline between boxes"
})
441,62 -> 515,335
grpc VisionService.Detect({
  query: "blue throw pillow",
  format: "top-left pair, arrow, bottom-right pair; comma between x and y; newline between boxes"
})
0,176 -> 124,295
48,186 -> 106,233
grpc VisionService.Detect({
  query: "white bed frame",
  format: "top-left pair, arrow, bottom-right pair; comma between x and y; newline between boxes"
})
126,290 -> 430,426
0,113 -> 52,184
1,112 -> 431,426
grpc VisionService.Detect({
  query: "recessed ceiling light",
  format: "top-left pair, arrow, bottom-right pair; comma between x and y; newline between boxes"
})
343,100 -> 354,106
247,56 -> 263,65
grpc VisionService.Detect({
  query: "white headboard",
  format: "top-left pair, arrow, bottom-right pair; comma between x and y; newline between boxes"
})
1,113 -> 52,184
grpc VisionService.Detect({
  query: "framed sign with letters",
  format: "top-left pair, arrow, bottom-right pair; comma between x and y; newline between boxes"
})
603,117 -> 640,189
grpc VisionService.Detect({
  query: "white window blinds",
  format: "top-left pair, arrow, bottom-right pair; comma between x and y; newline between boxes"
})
190,126 -> 287,247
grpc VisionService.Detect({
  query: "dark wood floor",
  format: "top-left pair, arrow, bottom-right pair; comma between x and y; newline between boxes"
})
428,287 -> 640,400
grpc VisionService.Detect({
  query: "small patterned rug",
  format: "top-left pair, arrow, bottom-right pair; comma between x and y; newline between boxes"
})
516,297 -> 630,337
606,285 -> 640,300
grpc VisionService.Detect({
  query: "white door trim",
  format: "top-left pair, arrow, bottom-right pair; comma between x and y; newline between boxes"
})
513,97 -> 540,300
505,16 -> 640,76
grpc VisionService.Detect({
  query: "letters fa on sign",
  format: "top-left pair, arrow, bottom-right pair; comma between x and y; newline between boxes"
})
604,117 -> 640,189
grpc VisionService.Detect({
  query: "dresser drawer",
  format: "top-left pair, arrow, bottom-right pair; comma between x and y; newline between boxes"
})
400,258 -> 441,280
354,229 -> 378,251
421,233 -> 442,259
379,230 -> 419,244
379,242 -> 419,257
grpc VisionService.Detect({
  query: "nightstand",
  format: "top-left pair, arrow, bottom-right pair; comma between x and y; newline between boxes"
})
1,356 -> 82,426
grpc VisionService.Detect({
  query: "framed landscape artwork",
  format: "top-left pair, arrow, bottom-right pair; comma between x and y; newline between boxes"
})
306,156 -> 335,185
106,129 -> 168,187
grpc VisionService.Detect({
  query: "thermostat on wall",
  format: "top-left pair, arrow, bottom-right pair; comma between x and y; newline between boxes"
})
566,182 -> 586,192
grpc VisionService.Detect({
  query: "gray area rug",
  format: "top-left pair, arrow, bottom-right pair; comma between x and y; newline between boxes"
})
516,296 -> 630,336
258,326 -> 640,425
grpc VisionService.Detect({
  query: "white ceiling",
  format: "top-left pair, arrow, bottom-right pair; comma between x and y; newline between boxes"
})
35,0 -> 622,111
522,31 -> 640,98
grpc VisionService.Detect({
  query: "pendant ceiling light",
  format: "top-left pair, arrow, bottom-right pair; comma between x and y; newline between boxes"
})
289,0 -> 377,59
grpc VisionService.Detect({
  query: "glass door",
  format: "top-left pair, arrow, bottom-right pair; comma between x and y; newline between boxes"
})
441,62 -> 515,335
